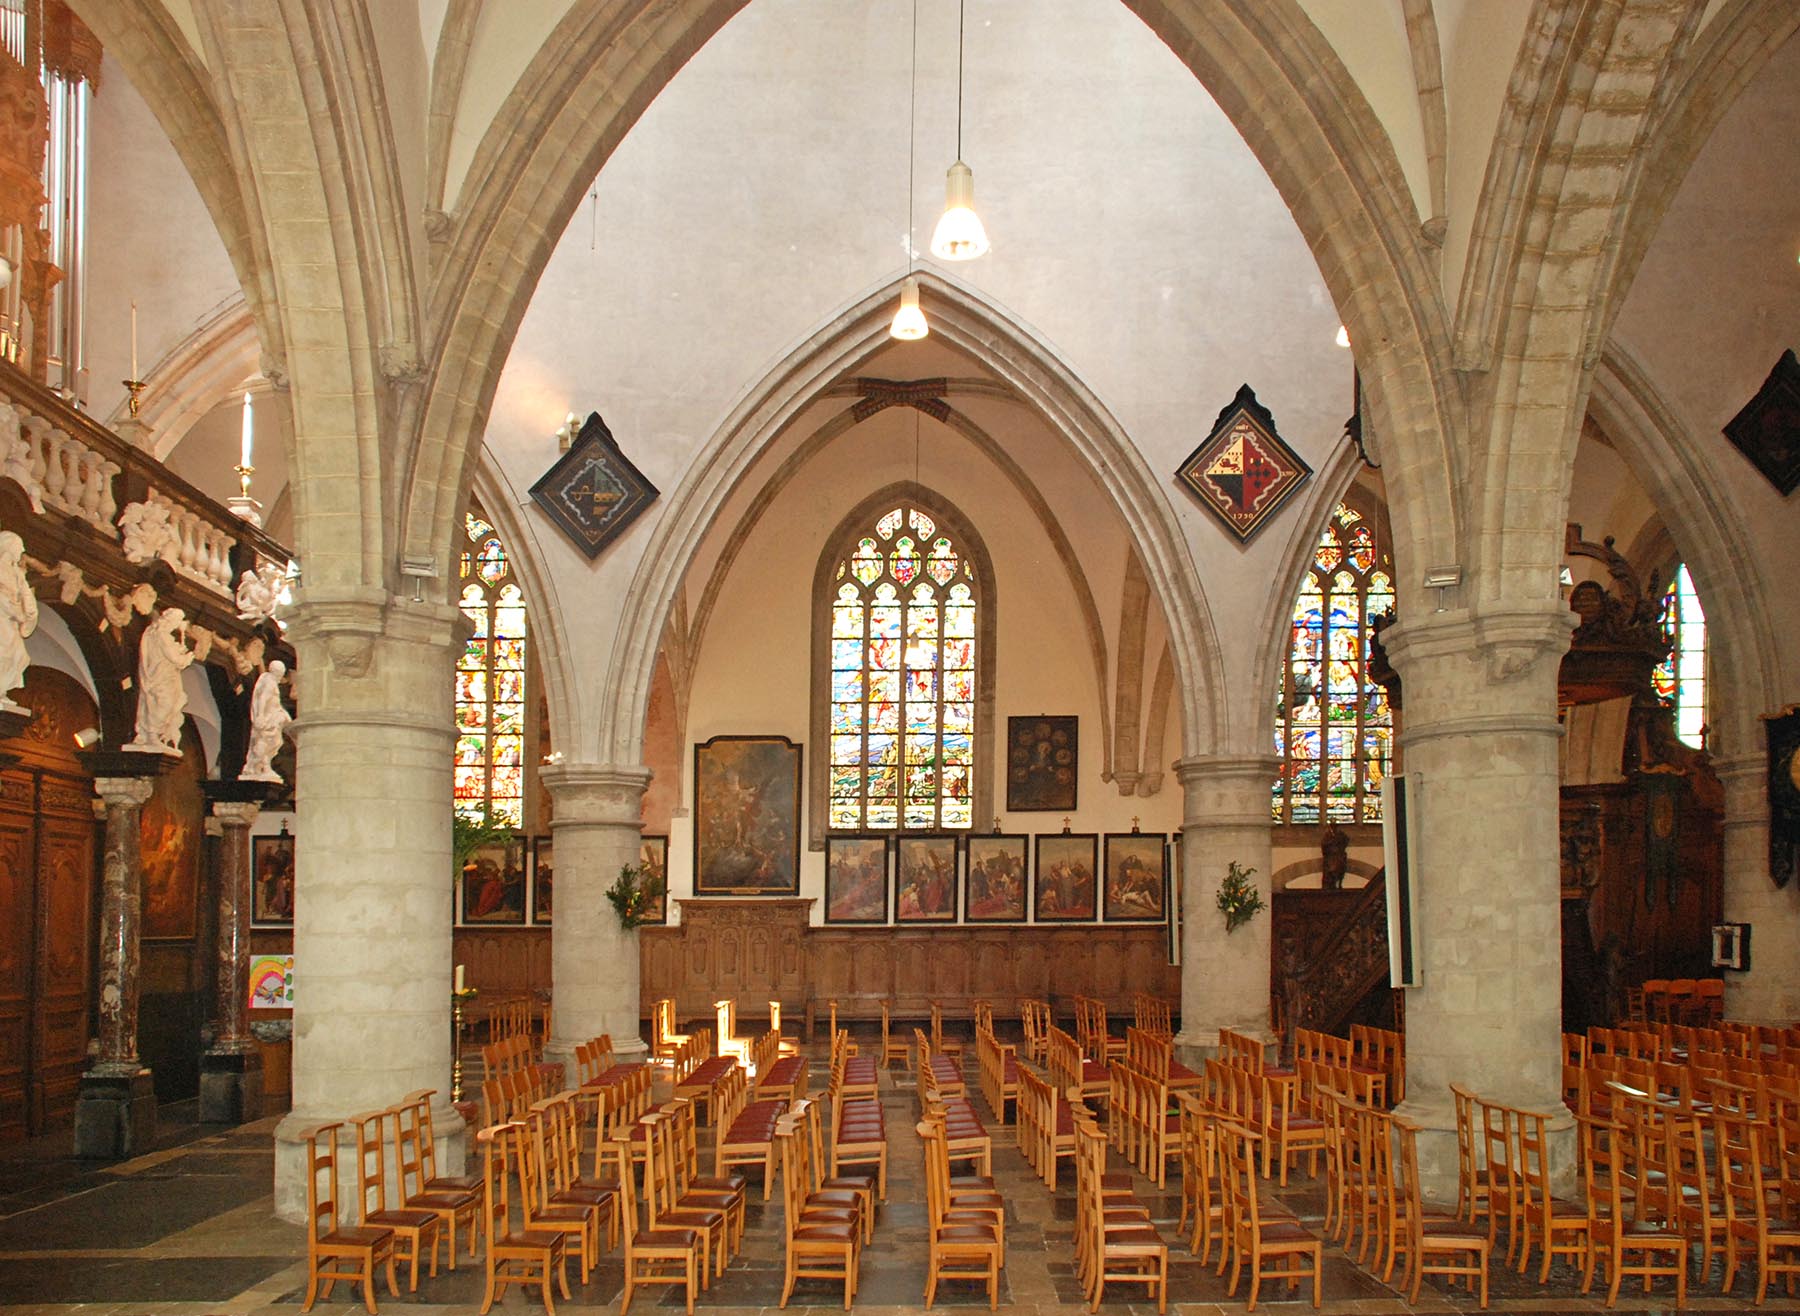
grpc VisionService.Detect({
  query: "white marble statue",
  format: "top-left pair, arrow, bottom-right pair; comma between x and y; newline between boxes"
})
0,530 -> 38,712
241,661 -> 292,783
119,499 -> 180,567
235,563 -> 284,624
125,607 -> 197,754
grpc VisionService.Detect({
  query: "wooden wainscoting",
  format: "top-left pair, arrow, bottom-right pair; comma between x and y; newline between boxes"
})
454,928 -> 551,1001
639,900 -> 1176,1025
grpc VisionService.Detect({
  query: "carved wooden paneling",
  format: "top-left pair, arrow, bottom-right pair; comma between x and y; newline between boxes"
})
640,906 -> 1177,1026
0,792 -> 32,1141
33,810 -> 94,1119
453,929 -> 550,1001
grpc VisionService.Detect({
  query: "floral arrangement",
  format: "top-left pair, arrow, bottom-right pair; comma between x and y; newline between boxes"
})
605,862 -> 664,930
1215,861 -> 1265,932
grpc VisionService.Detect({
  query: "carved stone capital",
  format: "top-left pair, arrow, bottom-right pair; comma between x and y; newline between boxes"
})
1173,754 -> 1280,827
93,777 -> 155,809
540,763 -> 654,829
211,800 -> 261,828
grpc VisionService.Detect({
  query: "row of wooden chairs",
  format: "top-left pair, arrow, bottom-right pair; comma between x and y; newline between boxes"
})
1126,1026 -> 1201,1091
482,1063 -> 552,1129
918,1034 -> 994,1177
975,1018 -> 1020,1125
1109,1060 -> 1183,1187
1633,977 -> 1726,1026
1292,1027 -> 1390,1106
1072,1102 -> 1169,1311
918,1107 -> 1006,1308
1019,997 -> 1052,1066
1133,992 -> 1174,1038
1218,1026 -> 1279,1074
484,1032 -> 535,1079
1015,1063 -> 1077,1188
650,997 -> 688,1063
486,996 -> 538,1048
1074,995 -> 1127,1066
1048,1023 -> 1109,1106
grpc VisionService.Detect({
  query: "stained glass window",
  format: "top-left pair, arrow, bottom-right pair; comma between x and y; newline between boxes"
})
456,510 -> 527,826
1652,564 -> 1706,748
828,505 -> 977,831
1273,503 -> 1394,824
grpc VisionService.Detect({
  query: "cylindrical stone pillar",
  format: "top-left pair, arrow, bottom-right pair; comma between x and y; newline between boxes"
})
271,599 -> 462,1223
210,801 -> 259,1052
1716,753 -> 1800,1022
541,763 -> 654,1069
92,776 -> 156,1074
1174,754 -> 1278,1054
1383,605 -> 1575,1199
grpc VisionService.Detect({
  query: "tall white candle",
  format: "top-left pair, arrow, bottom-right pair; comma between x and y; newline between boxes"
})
454,963 -> 466,994
240,391 -> 254,467
130,301 -> 138,379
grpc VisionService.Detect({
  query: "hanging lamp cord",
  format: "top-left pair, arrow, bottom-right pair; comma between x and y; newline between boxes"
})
908,0 -> 918,258
955,0 -> 965,160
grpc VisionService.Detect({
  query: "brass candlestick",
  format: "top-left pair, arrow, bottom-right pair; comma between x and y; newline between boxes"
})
451,987 -> 479,1102
123,379 -> 146,418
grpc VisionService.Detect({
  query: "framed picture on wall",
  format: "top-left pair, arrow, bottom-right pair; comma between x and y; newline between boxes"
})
1103,832 -> 1168,922
1034,833 -> 1098,922
459,832 -> 528,925
1006,715 -> 1078,811
824,835 -> 889,924
1168,832 -> 1183,965
531,836 -> 553,924
693,736 -> 802,894
964,834 -> 1029,922
894,834 -> 959,922
251,832 -> 296,927
639,834 -> 669,925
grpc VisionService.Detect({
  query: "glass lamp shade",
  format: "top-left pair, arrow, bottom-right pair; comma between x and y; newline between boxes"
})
890,276 -> 929,340
929,161 -> 990,261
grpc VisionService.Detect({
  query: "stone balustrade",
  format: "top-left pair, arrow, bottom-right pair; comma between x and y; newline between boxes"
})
12,405 -> 121,535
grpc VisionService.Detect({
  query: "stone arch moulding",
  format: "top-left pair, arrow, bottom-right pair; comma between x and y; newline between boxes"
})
1587,343 -> 1785,758
804,481 -> 999,849
400,0 -> 1462,626
109,299 -> 262,460
594,273 -> 1225,773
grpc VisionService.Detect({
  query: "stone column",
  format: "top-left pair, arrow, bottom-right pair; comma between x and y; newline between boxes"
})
1383,605 -> 1575,1199
199,794 -> 264,1123
541,763 -> 654,1070
72,772 -> 160,1158
1716,753 -> 1800,1022
270,598 -> 462,1223
1174,754 -> 1278,1055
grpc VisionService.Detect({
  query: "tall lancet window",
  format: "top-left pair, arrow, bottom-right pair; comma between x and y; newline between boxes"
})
826,504 -> 979,830
1652,564 -> 1707,748
456,510 -> 527,825
1272,502 -> 1395,824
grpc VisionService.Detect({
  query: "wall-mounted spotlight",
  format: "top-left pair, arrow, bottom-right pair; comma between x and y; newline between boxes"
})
1423,564 -> 1462,613
73,727 -> 100,750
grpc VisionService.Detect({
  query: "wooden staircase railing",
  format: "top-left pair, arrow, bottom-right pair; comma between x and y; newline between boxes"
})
1272,872 -> 1390,1056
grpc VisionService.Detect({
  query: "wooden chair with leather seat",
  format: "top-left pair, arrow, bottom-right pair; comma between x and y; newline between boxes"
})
351,1110 -> 442,1293
517,1106 -> 603,1284
1394,1117 -> 1489,1307
302,1122 -> 398,1315
929,1001 -> 966,1069
478,1122 -> 571,1316
1074,1113 -> 1167,1312
776,1115 -> 859,1309
1218,1118 -> 1317,1311
1715,1111 -> 1800,1305
879,1001 -> 911,1072
394,1096 -> 480,1270
1513,1104 -> 1591,1283
644,1110 -> 732,1287
610,1134 -> 700,1316
1581,1114 -> 1686,1309
919,1115 -> 1002,1309
1476,1096 -> 1523,1263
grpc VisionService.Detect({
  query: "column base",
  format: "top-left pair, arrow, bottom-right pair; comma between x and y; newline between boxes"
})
198,1047 -> 265,1124
73,1068 -> 157,1159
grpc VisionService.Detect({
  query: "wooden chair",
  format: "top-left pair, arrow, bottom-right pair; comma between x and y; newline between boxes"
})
797,1095 -> 874,1243
478,1122 -> 570,1316
1263,1067 -> 1326,1187
665,1096 -> 749,1249
879,1001 -> 911,1071
393,1097 -> 480,1270
1175,1091 -> 1226,1265
829,1065 -> 889,1202
1394,1118 -> 1489,1307
610,1135 -> 701,1316
919,1115 -> 1002,1308
1513,1105 -> 1590,1283
530,1093 -> 620,1255
517,1106 -> 602,1283
644,1111 -> 732,1287
1580,1115 -> 1686,1308
1667,1107 -> 1726,1281
1075,1115 -> 1168,1312
930,1001 -> 966,1068
1715,1112 -> 1800,1304
1217,1117 -> 1319,1311
351,1110 -> 442,1293
1476,1096 -> 1523,1263
1018,997 -> 1050,1066
777,1115 -> 860,1309
301,1123 -> 397,1315
714,1064 -> 786,1199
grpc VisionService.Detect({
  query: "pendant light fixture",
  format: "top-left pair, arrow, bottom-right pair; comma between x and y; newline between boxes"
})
891,0 -> 929,340
930,0 -> 989,262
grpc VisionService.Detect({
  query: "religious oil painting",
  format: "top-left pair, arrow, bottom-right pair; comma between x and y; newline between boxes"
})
459,833 -> 527,925
964,834 -> 1029,922
895,834 -> 959,921
639,834 -> 669,925
251,833 -> 296,927
1006,715 -> 1078,812
825,835 -> 889,924
694,736 -> 802,894
531,836 -> 553,925
1034,833 -> 1098,922
140,730 -> 203,939
1104,833 -> 1168,922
